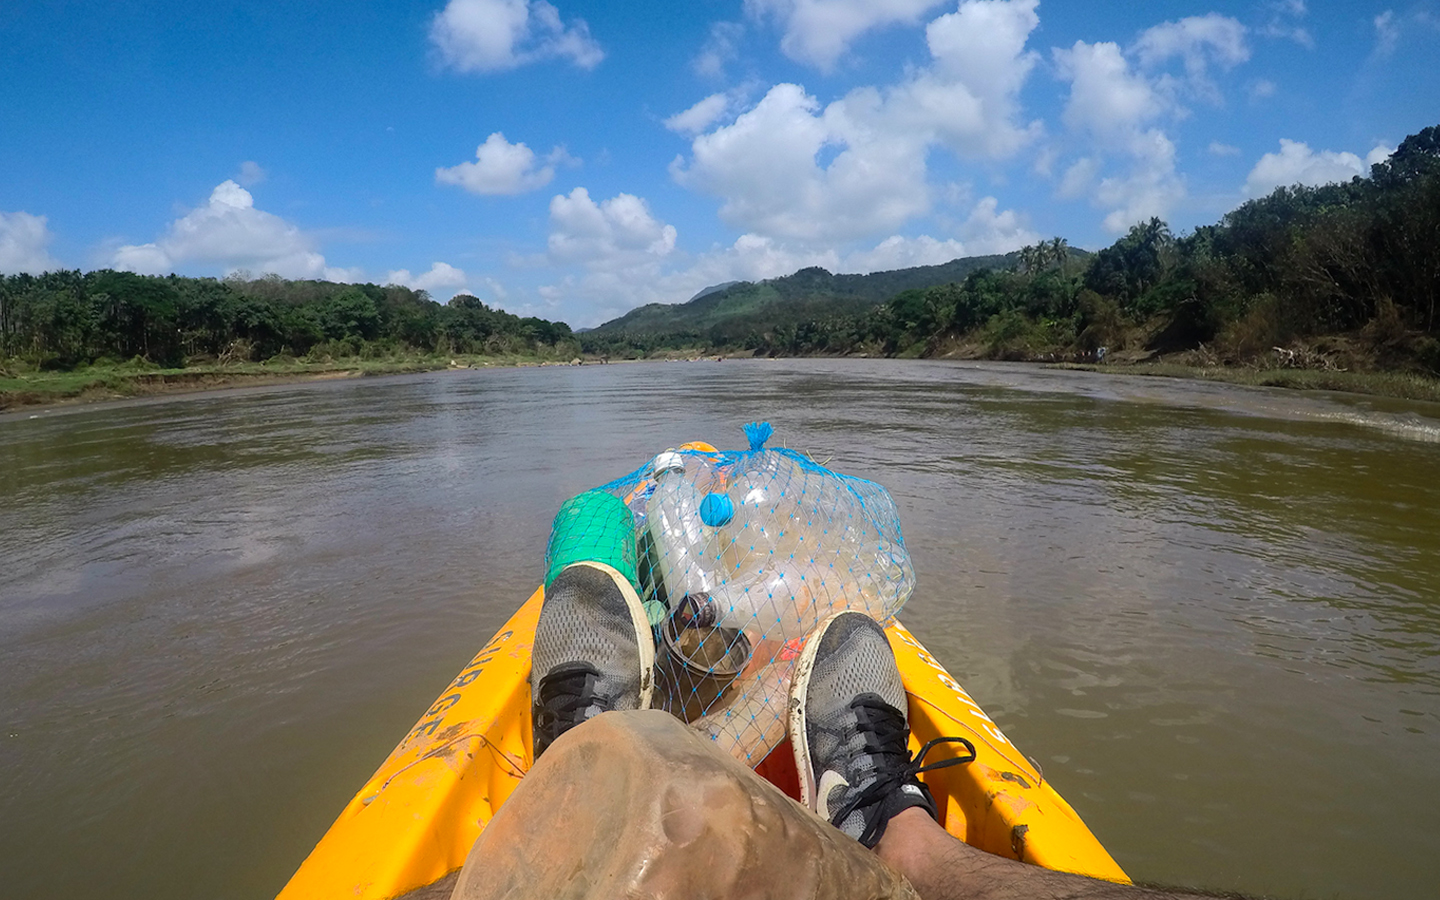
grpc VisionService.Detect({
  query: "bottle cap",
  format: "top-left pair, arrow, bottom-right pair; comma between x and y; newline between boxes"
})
699,492 -> 735,526
652,450 -> 686,477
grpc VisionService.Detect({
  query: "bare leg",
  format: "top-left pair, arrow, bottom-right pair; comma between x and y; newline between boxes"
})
876,809 -> 1229,900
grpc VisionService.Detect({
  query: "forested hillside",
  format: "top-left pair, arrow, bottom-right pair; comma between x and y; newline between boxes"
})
583,252 -> 1032,353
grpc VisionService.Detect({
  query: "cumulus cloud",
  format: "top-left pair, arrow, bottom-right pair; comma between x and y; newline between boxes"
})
533,190 -> 682,325
1243,139 -> 1391,196
890,0 -> 1043,158
1053,39 -> 1188,232
674,83 -> 932,242
1208,141 -> 1241,156
547,188 -> 677,267
430,0 -> 603,73
0,211 -> 62,274
1056,41 -> 1163,143
385,262 -> 469,296
436,132 -> 574,195
673,2 -> 1041,243
110,180 -> 340,279
745,0 -> 947,71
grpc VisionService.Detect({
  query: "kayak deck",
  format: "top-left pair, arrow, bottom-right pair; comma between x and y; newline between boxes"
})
278,587 -> 1127,898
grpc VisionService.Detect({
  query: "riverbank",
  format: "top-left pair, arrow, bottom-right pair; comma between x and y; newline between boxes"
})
0,354 -> 590,411
1050,360 -> 1440,404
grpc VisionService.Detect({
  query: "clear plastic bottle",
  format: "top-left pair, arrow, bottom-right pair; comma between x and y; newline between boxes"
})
703,450 -> 914,643
646,453 -> 726,606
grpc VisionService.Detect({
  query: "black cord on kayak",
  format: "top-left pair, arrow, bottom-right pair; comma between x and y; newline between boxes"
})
911,735 -> 978,776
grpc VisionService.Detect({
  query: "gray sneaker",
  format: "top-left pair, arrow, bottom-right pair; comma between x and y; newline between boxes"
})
789,611 -> 973,848
531,562 -> 654,759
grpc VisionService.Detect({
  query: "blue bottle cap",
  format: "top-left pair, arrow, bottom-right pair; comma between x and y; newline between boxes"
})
699,492 -> 735,527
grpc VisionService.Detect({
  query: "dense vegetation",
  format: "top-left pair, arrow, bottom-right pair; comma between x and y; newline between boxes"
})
0,273 -> 578,371
587,122 -> 1440,377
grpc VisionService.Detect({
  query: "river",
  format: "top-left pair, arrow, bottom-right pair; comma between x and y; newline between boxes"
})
2,359 -> 1438,899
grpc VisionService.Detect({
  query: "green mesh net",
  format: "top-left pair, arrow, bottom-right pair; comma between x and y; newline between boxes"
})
543,423 -> 916,765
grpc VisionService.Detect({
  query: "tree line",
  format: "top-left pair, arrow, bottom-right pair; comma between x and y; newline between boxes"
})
587,122 -> 1440,375
0,272 -> 578,369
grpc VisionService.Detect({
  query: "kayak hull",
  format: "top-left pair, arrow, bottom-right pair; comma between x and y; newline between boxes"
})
278,588 -> 1127,898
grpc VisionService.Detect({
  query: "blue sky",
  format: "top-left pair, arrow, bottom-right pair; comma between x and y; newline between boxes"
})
2,1 -> 1436,327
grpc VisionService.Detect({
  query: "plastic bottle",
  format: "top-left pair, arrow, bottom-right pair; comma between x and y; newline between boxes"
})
701,450 -> 914,643
646,452 -> 724,606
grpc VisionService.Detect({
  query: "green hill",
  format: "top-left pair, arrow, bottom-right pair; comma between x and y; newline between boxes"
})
589,252 -> 1029,346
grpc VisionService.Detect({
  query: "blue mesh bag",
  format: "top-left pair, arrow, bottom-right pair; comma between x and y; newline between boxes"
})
544,422 -> 916,764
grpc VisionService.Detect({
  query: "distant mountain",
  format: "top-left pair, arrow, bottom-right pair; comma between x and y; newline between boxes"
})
591,253 -> 1026,343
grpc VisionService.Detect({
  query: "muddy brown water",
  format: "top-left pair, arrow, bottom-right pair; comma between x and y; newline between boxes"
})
2,359 -> 1438,899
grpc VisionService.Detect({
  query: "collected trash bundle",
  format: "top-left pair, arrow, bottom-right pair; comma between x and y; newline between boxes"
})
543,422 -> 916,765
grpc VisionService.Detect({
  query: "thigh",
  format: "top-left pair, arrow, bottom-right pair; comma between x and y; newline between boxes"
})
450,709 -> 917,900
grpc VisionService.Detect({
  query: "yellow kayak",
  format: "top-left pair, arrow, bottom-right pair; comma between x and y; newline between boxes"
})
277,586 -> 1129,898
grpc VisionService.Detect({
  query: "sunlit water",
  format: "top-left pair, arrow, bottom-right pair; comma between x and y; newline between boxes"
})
2,359 -> 1437,899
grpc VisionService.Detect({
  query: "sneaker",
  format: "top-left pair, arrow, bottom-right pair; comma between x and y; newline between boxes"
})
531,562 -> 654,759
789,611 -> 973,848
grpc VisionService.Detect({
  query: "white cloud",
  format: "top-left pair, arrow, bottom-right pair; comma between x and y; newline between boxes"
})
0,211 -> 62,274
1259,0 -> 1313,48
236,160 -> 267,186
665,94 -> 733,137
674,83 -> 932,242
890,0 -> 1043,158
547,188 -> 677,267
745,0 -> 947,71
1371,8 -> 1440,57
1057,157 -> 1100,199
1133,14 -> 1248,103
1243,139 -> 1390,196
694,21 -> 744,79
385,262 -> 469,297
1053,39 -> 1188,232
1093,131 -> 1184,232
956,196 -> 1038,254
436,132 -> 574,195
1055,41 -> 1163,144
673,2 -> 1042,243
1208,141 -> 1241,156
429,0 -> 603,73
110,180 -> 333,279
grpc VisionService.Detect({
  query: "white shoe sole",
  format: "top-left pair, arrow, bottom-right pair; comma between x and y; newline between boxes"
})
557,561 -> 655,709
788,609 -> 855,812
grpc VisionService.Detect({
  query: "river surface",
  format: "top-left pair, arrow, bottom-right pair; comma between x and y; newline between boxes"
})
2,359 -> 1438,899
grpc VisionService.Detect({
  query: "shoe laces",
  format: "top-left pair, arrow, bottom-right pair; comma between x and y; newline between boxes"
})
829,693 -> 977,848
533,662 -> 611,755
